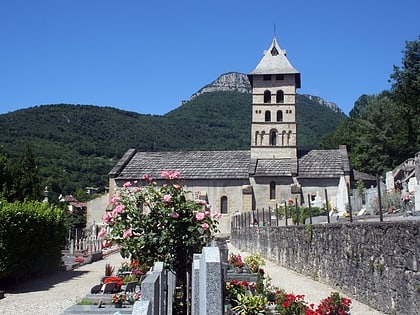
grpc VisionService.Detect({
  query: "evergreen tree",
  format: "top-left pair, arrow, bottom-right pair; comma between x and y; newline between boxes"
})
389,36 -> 420,157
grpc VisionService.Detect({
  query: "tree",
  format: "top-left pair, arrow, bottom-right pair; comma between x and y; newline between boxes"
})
2,146 -> 42,202
321,37 -> 420,174
389,36 -> 420,157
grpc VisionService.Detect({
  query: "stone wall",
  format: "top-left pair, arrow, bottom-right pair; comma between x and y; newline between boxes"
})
231,221 -> 420,315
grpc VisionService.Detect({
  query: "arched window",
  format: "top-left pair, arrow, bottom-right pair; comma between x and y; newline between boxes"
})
265,110 -> 271,122
270,181 -> 276,200
276,90 -> 284,103
254,131 -> 259,145
221,196 -> 228,214
264,90 -> 271,103
270,130 -> 277,146
282,130 -> 286,146
276,110 -> 283,122
260,131 -> 265,145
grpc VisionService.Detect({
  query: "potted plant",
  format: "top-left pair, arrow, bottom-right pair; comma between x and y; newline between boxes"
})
111,293 -> 127,308
231,294 -> 268,315
105,263 -> 114,277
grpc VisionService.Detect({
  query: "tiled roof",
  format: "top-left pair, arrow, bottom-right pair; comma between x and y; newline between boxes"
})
297,149 -> 346,178
110,147 -> 350,181
254,158 -> 297,176
113,150 -> 252,180
249,37 -> 300,75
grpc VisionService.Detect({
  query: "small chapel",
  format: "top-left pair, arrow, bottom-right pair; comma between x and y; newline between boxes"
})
108,37 -> 352,232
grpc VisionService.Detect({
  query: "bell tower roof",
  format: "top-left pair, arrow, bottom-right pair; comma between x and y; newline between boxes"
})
248,37 -> 301,88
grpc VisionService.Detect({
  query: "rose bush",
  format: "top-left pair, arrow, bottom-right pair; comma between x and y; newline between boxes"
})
101,170 -> 220,313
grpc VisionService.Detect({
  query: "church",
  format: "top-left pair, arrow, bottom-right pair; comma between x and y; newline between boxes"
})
108,38 -> 351,232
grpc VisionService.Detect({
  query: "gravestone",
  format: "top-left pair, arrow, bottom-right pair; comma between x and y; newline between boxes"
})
199,247 -> 223,315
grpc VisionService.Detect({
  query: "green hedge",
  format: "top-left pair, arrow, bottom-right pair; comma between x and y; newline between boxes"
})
0,200 -> 66,281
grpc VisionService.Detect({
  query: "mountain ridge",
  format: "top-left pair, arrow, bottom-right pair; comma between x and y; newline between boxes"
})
189,72 -> 344,115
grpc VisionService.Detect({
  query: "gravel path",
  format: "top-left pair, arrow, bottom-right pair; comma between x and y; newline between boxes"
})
228,242 -> 385,315
0,246 -> 385,315
0,253 -> 129,315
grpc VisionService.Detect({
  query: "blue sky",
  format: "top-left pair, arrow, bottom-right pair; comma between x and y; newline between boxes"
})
0,1 -> 418,116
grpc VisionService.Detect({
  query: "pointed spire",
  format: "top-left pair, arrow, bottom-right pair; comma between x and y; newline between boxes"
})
249,37 -> 300,78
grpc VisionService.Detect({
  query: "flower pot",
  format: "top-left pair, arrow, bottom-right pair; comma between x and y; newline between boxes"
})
115,302 -> 123,308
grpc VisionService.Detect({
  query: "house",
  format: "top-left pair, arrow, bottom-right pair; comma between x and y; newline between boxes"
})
108,37 -> 352,233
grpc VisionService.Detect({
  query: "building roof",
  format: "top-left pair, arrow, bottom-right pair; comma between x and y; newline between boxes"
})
110,150 -> 252,180
248,37 -> 300,78
110,147 -> 349,181
297,146 -> 350,178
253,158 -> 297,176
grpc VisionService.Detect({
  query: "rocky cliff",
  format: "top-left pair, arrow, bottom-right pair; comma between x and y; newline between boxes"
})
189,72 -> 343,114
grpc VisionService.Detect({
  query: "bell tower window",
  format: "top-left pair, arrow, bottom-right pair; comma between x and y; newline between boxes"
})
276,90 -> 284,103
277,110 -> 283,122
270,130 -> 277,146
264,90 -> 271,103
265,110 -> 271,122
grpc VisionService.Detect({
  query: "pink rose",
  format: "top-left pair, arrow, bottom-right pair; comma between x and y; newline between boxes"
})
196,212 -> 205,221
112,204 -> 125,215
172,212 -> 179,218
110,195 -> 120,204
98,228 -> 106,238
201,223 -> 209,230
103,213 -> 112,224
123,229 -> 132,238
123,181 -> 131,188
163,194 -> 172,202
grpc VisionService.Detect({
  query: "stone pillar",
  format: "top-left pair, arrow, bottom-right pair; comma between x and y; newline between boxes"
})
199,247 -> 223,315
191,254 -> 201,315
141,272 -> 160,315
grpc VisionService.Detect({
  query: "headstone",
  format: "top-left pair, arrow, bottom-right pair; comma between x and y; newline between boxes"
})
336,176 -> 348,215
414,184 -> 420,212
199,247 -> 223,315
311,191 -> 323,208
408,177 -> 417,193
141,272 -> 160,315
132,300 -> 152,315
191,254 -> 202,315
386,171 -> 394,191
153,262 -> 165,315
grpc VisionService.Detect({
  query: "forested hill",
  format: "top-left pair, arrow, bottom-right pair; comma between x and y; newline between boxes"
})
0,91 -> 346,196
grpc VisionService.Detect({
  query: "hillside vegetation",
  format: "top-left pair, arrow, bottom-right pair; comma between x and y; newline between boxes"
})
0,91 -> 345,199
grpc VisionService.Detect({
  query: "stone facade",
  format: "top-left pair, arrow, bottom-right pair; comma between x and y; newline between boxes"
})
107,38 -> 352,234
231,221 -> 420,315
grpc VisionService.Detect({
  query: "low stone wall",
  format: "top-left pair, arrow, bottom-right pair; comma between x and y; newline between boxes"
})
231,220 -> 420,315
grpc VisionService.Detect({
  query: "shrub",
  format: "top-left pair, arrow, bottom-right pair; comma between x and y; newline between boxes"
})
0,200 -> 66,281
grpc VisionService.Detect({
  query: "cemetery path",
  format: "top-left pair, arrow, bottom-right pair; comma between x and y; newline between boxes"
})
228,242 -> 385,315
0,252 -> 128,315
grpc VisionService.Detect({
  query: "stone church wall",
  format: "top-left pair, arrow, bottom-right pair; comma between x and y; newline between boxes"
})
231,221 -> 420,315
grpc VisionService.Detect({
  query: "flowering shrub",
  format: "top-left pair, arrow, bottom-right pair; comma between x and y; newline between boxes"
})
101,170 -> 220,313
275,291 -> 309,315
101,170 -> 220,273
227,254 -> 352,315
308,292 -> 352,315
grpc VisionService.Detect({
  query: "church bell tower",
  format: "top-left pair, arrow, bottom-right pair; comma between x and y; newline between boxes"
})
248,38 -> 301,160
